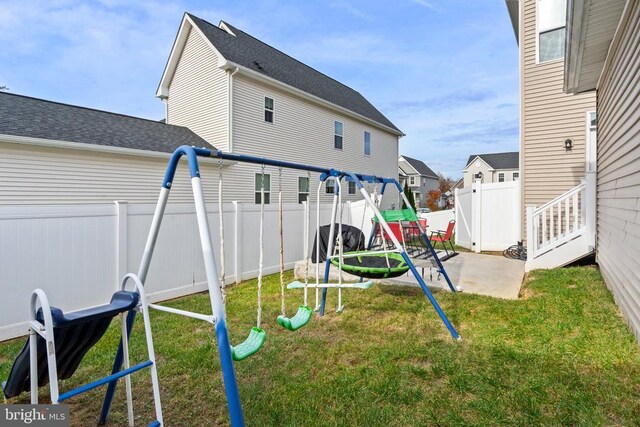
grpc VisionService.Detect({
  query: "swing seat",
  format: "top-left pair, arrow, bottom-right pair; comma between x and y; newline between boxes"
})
230,327 -> 265,361
331,251 -> 410,279
277,306 -> 313,331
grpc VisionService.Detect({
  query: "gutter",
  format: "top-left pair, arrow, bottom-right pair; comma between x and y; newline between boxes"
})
0,133 -> 236,166
219,60 -> 405,137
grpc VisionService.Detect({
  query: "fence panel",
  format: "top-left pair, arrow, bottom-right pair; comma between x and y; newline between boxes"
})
455,181 -> 520,252
420,209 -> 455,233
479,181 -> 520,251
455,187 -> 473,249
0,201 -> 340,340
0,205 -> 117,339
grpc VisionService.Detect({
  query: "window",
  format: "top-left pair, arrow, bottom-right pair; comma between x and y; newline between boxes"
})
326,180 -> 335,194
254,173 -> 271,204
498,173 -> 505,183
513,172 -> 520,181
264,97 -> 274,123
298,177 -> 309,204
409,176 -> 416,186
537,0 -> 567,63
348,181 -> 356,195
363,131 -> 371,155
334,121 -> 343,150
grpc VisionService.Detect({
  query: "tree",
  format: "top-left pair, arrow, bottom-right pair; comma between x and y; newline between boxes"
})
437,172 -> 455,194
426,189 -> 442,212
402,182 -> 416,210
0,86 -> 8,91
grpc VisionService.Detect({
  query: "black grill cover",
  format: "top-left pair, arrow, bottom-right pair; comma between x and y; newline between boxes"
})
311,224 -> 365,262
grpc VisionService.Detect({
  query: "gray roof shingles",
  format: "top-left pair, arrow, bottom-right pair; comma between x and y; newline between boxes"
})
0,92 -> 214,153
400,155 -> 438,178
466,152 -> 519,170
187,14 -> 402,134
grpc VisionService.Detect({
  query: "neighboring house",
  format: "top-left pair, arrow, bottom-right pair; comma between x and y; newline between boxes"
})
505,0 -> 597,245
506,0 -> 640,339
0,92 -> 214,205
462,152 -> 519,187
451,178 -> 464,191
0,13 -> 402,208
441,191 -> 454,209
158,13 -> 403,205
561,1 -> 640,339
398,155 -> 439,208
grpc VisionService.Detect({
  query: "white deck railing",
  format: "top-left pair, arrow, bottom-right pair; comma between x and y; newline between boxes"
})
526,172 -> 596,260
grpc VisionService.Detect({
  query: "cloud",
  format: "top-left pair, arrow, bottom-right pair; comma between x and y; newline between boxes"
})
409,0 -> 443,13
389,89 -> 496,112
331,2 -> 377,22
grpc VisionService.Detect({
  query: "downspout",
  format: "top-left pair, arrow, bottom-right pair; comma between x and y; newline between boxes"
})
162,98 -> 168,123
227,67 -> 239,152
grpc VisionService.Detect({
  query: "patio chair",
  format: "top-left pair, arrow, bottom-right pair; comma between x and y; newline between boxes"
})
430,220 -> 456,257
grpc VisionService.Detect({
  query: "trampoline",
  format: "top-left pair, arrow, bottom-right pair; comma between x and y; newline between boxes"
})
331,251 -> 409,279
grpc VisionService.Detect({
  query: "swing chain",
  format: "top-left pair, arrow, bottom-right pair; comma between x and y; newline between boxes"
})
218,157 -> 226,308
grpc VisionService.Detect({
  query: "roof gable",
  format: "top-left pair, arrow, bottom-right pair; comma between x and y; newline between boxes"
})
465,152 -> 519,170
399,155 -> 438,178
159,13 -> 402,135
0,92 -> 213,154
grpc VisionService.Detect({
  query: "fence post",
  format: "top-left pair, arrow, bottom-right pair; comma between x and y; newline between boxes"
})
233,201 -> 242,284
472,179 -> 482,253
115,201 -> 128,288
514,181 -> 522,243
585,171 -> 596,250
526,206 -> 534,261
454,188 -> 459,246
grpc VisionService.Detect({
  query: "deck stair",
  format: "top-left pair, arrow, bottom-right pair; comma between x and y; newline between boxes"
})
525,172 -> 596,271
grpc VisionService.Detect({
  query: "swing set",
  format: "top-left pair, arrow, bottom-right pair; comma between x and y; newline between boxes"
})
3,146 -> 460,427
100,146 -> 462,426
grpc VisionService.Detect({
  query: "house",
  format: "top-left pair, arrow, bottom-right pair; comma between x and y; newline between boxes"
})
157,13 -> 404,205
505,0 -> 596,243
462,152 -> 519,187
0,13 -> 401,208
505,0 -> 599,270
398,155 -> 439,208
560,0 -> 640,339
0,92 -> 215,205
451,178 -> 464,191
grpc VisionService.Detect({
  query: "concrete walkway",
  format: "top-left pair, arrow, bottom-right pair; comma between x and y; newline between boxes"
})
389,252 -> 524,299
294,251 -> 524,300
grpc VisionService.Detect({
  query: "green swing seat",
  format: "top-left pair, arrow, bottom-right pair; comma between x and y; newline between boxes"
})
277,306 -> 313,331
331,251 -> 410,279
230,327 -> 266,361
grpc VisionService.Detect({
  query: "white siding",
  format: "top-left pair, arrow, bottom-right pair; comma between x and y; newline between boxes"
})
0,142 -> 221,205
520,0 -> 596,239
227,74 -> 400,205
596,0 -> 640,340
167,27 -> 228,151
463,158 -> 494,187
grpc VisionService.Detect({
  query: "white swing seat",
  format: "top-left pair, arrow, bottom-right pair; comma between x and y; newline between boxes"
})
286,280 -> 373,290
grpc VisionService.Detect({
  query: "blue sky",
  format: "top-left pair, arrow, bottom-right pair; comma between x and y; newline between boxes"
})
0,0 -> 519,178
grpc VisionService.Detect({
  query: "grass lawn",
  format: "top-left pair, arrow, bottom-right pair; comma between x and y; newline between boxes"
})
2,267 -> 640,426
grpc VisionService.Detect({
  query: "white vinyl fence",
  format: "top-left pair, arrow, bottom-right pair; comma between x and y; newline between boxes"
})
419,209 -> 455,234
0,201 -> 350,340
455,180 -> 520,252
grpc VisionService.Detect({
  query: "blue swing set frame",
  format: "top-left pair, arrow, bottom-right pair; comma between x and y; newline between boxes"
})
97,145 -> 460,427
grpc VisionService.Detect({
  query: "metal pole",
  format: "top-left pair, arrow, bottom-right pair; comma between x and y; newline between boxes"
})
320,177 -> 340,316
